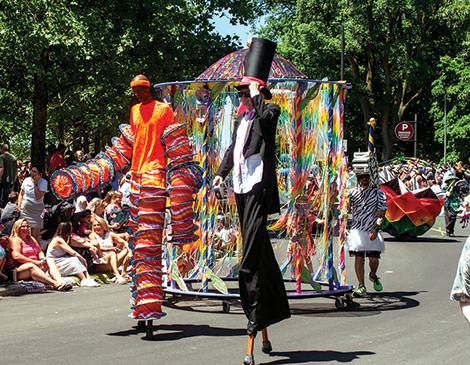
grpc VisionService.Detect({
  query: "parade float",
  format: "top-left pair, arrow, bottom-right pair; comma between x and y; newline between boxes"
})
51,44 -> 355,312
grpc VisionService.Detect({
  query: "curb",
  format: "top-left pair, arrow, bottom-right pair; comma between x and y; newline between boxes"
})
0,284 -> 29,297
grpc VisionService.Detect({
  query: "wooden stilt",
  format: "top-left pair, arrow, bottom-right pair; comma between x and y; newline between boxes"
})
261,328 -> 272,354
261,328 -> 268,342
247,334 -> 255,355
145,320 -> 153,340
243,334 -> 256,365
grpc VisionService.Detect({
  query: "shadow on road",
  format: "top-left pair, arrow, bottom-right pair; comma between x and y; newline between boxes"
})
258,350 -> 375,364
384,236 -> 458,243
163,295 -> 245,314
107,323 -> 246,341
289,291 -> 422,318
162,291 -> 421,319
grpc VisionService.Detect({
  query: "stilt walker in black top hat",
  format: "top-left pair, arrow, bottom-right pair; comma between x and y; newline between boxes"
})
214,37 -> 291,365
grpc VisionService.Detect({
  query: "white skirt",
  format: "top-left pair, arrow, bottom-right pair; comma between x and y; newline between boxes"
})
346,229 -> 385,253
52,257 -> 87,276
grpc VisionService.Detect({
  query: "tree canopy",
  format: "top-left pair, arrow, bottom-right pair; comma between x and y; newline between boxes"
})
259,0 -> 470,161
430,46 -> 470,164
0,0 -> 261,166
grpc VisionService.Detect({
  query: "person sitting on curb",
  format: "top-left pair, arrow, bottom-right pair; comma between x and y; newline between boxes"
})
5,219 -> 72,291
88,216 -> 131,284
46,222 -> 100,287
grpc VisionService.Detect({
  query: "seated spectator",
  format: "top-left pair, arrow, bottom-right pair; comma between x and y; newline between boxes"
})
103,190 -> 129,238
74,209 -> 93,237
41,200 -> 75,241
1,191 -> 20,235
0,233 -> 8,281
75,150 -> 84,163
102,190 -> 114,211
5,219 -> 72,291
87,198 -> 104,217
46,222 -> 100,287
71,209 -> 104,266
119,172 -> 131,214
89,216 -> 131,284
103,191 -> 123,223
75,195 -> 88,213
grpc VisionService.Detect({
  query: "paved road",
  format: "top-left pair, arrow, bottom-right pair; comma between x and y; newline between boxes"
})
2,218 -> 470,364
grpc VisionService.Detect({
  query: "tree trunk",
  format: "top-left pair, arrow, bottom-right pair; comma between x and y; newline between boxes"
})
31,73 -> 47,169
31,49 -> 51,170
83,132 -> 89,155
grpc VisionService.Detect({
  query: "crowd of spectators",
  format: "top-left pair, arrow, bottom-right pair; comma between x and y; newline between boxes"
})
379,159 -> 470,191
0,143 -> 133,291
2,140 -> 470,292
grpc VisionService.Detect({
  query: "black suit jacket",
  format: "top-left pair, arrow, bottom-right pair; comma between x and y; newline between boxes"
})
216,94 -> 280,214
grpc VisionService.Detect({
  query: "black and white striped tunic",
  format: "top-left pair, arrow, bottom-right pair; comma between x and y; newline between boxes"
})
349,186 -> 388,233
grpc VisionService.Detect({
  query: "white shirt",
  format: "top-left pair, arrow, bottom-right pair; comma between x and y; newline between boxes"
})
233,90 -> 264,194
21,177 -> 48,204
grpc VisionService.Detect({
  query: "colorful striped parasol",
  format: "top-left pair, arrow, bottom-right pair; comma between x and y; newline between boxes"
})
195,49 -> 307,81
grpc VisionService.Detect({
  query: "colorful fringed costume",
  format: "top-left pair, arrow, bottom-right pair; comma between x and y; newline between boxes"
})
50,99 -> 202,322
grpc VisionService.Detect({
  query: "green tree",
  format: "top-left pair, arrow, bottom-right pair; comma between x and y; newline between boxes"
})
259,0 -> 470,161
430,52 -> 470,164
0,0 -> 262,167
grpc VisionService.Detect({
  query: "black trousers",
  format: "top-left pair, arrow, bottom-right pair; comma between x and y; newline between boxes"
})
235,183 -> 290,336
445,207 -> 457,234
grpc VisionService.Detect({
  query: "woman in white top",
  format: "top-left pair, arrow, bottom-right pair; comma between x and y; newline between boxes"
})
89,216 -> 131,284
18,165 -> 48,245
46,222 -> 100,287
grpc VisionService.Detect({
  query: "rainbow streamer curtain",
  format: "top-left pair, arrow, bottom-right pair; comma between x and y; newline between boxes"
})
154,79 -> 349,290
270,81 -> 348,288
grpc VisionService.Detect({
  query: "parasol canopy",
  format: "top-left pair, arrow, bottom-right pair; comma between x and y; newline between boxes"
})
196,48 -> 307,81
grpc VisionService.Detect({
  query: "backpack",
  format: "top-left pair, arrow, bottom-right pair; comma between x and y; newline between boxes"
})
41,200 -> 75,240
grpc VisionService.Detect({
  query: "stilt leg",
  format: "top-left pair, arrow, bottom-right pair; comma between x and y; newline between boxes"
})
145,320 -> 153,340
261,328 -> 272,354
243,334 -> 255,365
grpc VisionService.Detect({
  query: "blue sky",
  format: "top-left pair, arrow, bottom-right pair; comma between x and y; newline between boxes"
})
212,15 -> 259,45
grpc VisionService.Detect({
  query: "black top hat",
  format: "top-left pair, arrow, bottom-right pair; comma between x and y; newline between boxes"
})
235,38 -> 277,99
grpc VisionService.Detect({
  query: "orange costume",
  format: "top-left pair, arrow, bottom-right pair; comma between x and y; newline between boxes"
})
128,99 -> 174,321
128,97 -> 201,321
130,100 -> 173,173
49,82 -> 202,325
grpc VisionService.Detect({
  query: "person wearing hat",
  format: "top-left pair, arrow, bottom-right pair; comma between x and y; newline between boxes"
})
443,171 -> 461,237
347,164 -> 388,298
213,38 -> 290,365
127,74 -> 197,333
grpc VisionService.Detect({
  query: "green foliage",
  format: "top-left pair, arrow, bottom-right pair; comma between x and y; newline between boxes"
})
431,50 -> 470,164
259,0 -> 470,161
0,0 -> 260,167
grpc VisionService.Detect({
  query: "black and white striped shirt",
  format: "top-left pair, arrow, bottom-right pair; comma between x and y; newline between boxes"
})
349,186 -> 388,232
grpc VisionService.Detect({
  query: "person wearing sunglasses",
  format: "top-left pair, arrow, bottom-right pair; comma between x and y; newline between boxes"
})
213,37 -> 290,365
